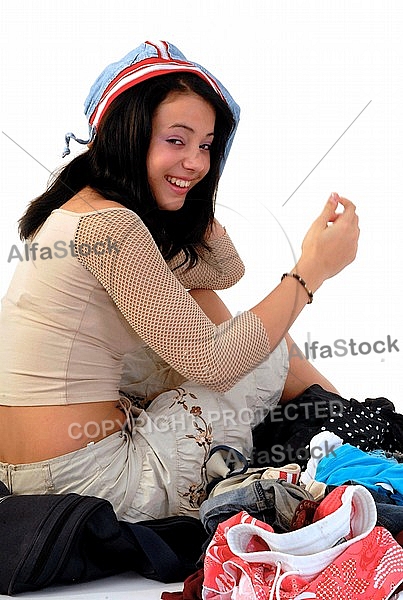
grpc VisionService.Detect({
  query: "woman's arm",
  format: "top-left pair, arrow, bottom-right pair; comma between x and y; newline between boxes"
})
74,209 -> 269,393
74,193 -> 358,394
188,288 -> 233,324
188,290 -> 341,399
166,220 -> 245,290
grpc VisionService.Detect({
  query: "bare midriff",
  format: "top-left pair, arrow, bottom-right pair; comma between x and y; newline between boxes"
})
0,401 -> 125,464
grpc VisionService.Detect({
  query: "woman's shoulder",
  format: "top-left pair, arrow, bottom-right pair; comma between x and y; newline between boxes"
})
60,187 -> 126,214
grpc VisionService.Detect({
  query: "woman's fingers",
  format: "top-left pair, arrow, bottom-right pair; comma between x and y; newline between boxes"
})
300,193 -> 360,281
319,192 -> 339,225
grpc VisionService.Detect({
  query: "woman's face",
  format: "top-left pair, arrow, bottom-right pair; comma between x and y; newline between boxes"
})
146,91 -> 216,211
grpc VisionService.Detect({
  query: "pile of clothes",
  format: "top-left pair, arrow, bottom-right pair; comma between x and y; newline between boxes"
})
163,385 -> 403,600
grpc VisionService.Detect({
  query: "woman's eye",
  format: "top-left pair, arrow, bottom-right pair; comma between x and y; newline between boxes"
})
166,139 -> 211,151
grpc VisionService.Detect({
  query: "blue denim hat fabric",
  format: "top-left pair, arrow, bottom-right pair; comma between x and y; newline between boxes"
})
63,40 -> 240,170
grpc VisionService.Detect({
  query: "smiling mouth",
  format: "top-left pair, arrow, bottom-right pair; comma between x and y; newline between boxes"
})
166,176 -> 191,189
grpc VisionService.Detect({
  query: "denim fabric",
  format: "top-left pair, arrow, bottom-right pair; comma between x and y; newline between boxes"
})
199,479 -> 313,537
85,41 -> 240,130
376,502 -> 403,535
358,486 -> 403,535
64,41 -> 241,170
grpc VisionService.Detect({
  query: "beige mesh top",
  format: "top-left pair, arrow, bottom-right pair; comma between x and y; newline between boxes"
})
0,207 -> 271,406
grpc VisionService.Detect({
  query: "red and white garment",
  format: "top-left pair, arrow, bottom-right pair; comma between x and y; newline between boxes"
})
202,485 -> 403,600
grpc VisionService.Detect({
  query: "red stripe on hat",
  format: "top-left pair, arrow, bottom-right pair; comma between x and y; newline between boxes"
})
96,58 -> 173,105
144,40 -> 171,59
90,58 -> 225,128
162,41 -> 172,58
144,41 -> 162,57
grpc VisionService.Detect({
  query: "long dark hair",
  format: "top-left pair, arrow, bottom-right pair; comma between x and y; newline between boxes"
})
18,72 -> 235,266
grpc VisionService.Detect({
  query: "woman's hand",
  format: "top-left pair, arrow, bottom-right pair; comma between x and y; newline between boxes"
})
296,192 -> 360,291
251,192 -> 360,352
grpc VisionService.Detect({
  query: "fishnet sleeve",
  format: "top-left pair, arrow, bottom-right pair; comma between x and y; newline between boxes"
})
166,230 -> 245,290
74,209 -> 270,393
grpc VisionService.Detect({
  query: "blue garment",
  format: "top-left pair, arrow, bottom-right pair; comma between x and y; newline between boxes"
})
316,444 -> 403,505
200,479 -> 313,537
63,40 -> 240,171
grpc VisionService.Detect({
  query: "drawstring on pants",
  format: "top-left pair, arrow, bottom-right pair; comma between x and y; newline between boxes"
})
117,394 -> 143,435
268,562 -> 302,600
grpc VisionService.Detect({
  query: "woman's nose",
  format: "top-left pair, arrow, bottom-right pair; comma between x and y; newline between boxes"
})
182,147 -> 206,172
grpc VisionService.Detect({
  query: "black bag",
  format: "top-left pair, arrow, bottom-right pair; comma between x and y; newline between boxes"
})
0,482 -> 207,595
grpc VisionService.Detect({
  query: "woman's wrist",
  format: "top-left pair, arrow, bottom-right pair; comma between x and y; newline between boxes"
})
281,273 -> 313,304
291,259 -> 325,295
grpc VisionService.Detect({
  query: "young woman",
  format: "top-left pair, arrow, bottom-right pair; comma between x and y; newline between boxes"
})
0,41 -> 359,521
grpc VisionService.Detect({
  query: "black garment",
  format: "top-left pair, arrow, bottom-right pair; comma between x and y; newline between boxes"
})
251,384 -> 403,469
0,482 -> 207,595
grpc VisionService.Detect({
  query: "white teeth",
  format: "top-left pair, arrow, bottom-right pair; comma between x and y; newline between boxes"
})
166,176 -> 190,188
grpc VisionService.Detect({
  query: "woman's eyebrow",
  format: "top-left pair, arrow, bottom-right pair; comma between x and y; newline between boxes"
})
169,123 -> 214,136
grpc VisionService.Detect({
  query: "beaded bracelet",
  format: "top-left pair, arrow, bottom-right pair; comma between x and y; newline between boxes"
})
281,272 -> 313,304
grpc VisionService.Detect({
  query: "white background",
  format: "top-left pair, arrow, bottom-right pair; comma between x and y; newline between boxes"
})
1,0 -> 402,410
